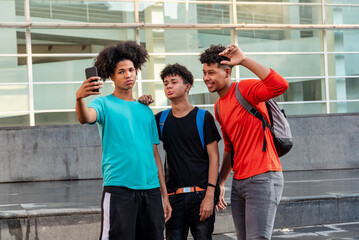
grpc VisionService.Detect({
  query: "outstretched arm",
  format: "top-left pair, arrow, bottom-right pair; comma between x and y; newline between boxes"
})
153,145 -> 172,222
219,44 -> 270,80
75,76 -> 103,124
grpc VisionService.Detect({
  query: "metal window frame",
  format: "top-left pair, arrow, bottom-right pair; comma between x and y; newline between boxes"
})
1,0 -> 359,126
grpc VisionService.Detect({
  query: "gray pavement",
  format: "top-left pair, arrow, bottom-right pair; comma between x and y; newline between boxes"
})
209,222 -> 359,239
1,169 -> 359,239
2,169 -> 359,215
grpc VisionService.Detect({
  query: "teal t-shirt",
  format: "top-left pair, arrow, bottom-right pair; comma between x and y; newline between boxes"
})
89,94 -> 160,189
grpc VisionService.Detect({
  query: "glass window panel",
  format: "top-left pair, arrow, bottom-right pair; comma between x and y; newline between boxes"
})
29,0 -> 135,23
281,103 -> 327,115
33,82 -> 135,110
0,57 -> 27,83
140,3 -> 231,24
326,6 -> 359,24
238,29 -> 323,52
277,78 -> 325,102
328,77 -> 359,101
140,29 -> 231,53
326,30 -> 359,52
31,28 -> 135,54
0,84 -> 29,112
32,57 -> 95,82
239,54 -> 324,78
0,29 -> 26,54
237,4 -> 321,24
327,54 -> 359,77
142,55 -> 239,81
0,113 -> 30,127
142,80 -> 218,107
35,112 -> 79,126
330,102 -> 359,114
0,0 -> 24,22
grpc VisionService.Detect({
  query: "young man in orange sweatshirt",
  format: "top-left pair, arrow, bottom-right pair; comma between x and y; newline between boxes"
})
200,44 -> 289,240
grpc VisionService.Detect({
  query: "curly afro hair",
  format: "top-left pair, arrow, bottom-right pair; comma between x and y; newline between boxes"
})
94,41 -> 149,81
199,44 -> 232,71
160,63 -> 194,86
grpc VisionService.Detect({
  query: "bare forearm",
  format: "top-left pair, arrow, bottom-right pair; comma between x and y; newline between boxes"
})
153,145 -> 168,196
219,151 -> 232,186
75,98 -> 93,124
206,141 -> 220,197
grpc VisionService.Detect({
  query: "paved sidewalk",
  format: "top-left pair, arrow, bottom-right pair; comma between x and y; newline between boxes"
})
209,222 -> 359,240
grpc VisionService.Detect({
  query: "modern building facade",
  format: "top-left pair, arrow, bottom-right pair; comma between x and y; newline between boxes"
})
1,0 -> 358,127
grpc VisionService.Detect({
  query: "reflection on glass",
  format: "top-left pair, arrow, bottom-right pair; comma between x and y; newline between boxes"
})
35,112 -> 78,126
238,29 -> 323,52
31,29 -> 135,54
0,84 -> 29,112
281,103 -> 326,115
29,1 -> 135,23
278,78 -> 325,102
0,113 -> 30,127
330,102 -> 359,114
327,54 -> 359,77
140,29 -> 231,53
239,54 -> 324,78
32,58 -> 95,82
326,6 -> 359,24
34,82 -> 124,110
0,57 -> 28,83
328,30 -> 359,52
328,77 -> 359,101
0,29 -> 26,54
237,5 -> 321,24
140,3 -> 231,24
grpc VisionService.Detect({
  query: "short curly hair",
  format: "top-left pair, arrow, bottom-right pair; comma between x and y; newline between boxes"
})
199,44 -> 232,71
94,41 -> 149,81
160,63 -> 194,86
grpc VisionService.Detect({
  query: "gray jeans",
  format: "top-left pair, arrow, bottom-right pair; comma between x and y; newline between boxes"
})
231,171 -> 284,240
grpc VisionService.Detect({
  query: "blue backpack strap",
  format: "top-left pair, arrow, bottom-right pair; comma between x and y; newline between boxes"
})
196,108 -> 207,149
159,109 -> 171,138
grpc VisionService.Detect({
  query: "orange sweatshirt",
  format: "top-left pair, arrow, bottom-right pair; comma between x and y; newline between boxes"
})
215,69 -> 289,180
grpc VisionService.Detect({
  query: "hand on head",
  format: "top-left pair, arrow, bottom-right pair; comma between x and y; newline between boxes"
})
219,44 -> 247,66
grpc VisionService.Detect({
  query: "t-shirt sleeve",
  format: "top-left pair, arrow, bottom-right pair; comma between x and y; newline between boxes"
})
151,112 -> 160,145
204,111 -> 222,146
88,97 -> 104,124
155,112 -> 162,142
239,69 -> 289,105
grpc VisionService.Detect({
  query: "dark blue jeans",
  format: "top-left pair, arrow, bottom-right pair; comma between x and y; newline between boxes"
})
166,191 -> 215,240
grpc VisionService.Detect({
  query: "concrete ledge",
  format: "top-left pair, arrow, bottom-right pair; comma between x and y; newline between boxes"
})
2,193 -> 359,239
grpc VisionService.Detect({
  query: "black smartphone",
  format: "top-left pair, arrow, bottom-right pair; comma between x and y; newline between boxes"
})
85,66 -> 99,92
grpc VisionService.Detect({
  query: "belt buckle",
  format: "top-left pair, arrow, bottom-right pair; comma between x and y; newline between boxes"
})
183,187 -> 191,193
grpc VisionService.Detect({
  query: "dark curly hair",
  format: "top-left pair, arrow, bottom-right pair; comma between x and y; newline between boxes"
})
160,63 -> 194,86
94,41 -> 149,81
199,44 -> 233,71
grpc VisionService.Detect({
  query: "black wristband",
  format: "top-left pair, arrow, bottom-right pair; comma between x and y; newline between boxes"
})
207,183 -> 216,188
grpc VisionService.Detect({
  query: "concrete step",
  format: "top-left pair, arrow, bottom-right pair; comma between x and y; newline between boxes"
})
1,169 -> 359,239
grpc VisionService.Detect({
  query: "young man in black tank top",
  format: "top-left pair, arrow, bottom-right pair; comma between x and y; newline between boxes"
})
139,63 -> 221,240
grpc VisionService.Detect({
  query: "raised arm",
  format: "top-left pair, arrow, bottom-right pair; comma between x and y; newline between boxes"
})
219,44 -> 270,80
75,76 -> 103,124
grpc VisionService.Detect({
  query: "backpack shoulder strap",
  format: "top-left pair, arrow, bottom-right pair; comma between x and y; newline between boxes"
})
159,109 -> 171,138
234,83 -> 272,152
196,108 -> 206,149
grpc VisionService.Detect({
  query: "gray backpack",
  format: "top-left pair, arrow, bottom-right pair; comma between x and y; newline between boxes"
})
216,83 -> 293,157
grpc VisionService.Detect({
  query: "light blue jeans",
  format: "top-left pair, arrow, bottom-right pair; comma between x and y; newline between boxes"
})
231,171 -> 284,240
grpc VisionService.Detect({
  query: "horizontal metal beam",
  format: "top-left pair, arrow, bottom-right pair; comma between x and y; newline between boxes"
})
2,22 -> 359,30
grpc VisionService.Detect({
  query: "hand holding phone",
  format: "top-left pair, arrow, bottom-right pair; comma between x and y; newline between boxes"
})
85,66 -> 99,92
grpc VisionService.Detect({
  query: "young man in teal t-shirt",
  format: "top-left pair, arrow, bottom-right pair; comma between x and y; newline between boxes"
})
75,41 -> 171,240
